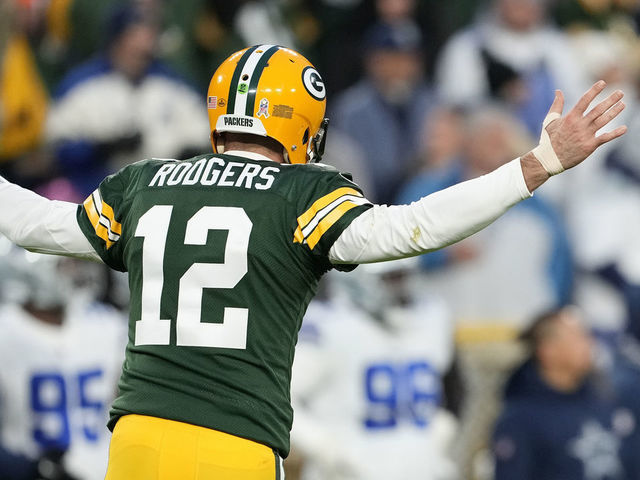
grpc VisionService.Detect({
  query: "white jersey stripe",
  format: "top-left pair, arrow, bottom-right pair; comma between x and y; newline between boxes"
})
92,189 -> 103,214
301,195 -> 370,239
91,189 -> 121,242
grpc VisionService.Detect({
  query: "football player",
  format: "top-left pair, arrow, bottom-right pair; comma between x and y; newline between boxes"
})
290,259 -> 458,480
0,242 -> 126,480
0,45 -> 627,479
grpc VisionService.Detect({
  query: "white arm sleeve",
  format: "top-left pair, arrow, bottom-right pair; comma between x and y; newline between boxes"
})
329,158 -> 532,264
0,177 -> 101,261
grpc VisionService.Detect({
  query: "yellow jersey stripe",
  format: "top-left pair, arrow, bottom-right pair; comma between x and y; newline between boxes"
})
294,189 -> 366,243
101,201 -> 122,236
83,194 -> 100,228
83,190 -> 122,249
93,190 -> 122,242
83,196 -> 113,248
96,223 -> 114,249
296,187 -> 361,230
306,200 -> 360,250
300,195 -> 368,240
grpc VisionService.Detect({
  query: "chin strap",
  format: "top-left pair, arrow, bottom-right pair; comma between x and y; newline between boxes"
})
307,118 -> 330,163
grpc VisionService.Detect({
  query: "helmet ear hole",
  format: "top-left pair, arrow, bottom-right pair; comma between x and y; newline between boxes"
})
302,128 -> 309,145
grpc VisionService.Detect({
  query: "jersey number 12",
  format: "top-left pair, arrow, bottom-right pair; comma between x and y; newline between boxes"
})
133,205 -> 252,349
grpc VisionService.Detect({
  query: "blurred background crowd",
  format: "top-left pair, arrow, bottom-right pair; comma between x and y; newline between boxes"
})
2,0 -> 640,479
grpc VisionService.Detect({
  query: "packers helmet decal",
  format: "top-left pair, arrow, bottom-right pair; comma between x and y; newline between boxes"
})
207,45 -> 329,164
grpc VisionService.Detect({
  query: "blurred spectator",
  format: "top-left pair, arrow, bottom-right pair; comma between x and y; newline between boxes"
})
557,29 -> 640,341
161,0 -> 246,92
45,4 -> 210,196
0,1 -> 51,186
373,0 -> 491,77
0,243 -> 126,480
435,0 -> 589,136
568,113 -> 640,341
553,0 -> 640,31
311,0 -> 480,94
233,0 -> 326,75
331,20 -> 437,203
373,0 -> 438,74
36,0 -> 125,90
611,337 -> 640,479
307,0 -> 376,95
395,106 -> 468,269
492,306 -> 637,480
290,260 -> 458,480
321,129 -> 375,196
395,106 -> 573,479
376,0 -> 416,23
566,99 -> 640,340
234,0 -> 297,49
397,106 -> 573,315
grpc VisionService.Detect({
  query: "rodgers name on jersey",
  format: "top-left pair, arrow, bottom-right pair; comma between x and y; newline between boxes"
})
148,155 -> 280,191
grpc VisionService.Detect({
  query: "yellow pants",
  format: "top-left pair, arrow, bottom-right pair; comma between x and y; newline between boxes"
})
105,414 -> 284,480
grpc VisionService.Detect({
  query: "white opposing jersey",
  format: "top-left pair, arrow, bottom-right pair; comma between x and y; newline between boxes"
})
291,294 -> 457,480
0,300 -> 126,480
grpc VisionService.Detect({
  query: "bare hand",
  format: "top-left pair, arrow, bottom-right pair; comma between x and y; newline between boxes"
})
545,81 -> 627,170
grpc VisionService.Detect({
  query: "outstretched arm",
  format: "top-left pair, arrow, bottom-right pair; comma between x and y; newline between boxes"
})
330,82 -> 626,264
0,177 -> 100,261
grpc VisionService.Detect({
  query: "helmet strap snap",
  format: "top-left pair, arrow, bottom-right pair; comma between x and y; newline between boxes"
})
308,118 -> 330,163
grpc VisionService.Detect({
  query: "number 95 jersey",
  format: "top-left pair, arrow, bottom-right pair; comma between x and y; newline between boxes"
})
76,153 -> 372,458
0,301 -> 126,480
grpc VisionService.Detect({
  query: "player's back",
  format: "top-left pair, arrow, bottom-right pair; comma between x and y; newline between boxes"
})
77,152 -> 371,457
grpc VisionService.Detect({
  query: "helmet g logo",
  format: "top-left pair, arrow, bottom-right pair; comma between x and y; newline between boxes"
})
302,66 -> 326,101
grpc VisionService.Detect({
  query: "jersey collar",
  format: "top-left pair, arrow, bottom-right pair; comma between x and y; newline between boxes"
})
223,150 -> 274,162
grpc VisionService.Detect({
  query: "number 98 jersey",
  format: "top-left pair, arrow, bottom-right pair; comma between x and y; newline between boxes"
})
76,153 -> 372,458
291,292 -> 457,480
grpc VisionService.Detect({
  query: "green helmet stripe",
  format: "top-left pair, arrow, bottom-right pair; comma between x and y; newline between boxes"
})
227,45 -> 259,113
245,45 -> 280,117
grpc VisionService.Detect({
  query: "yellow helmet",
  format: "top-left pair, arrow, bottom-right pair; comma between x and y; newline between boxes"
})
207,45 -> 329,164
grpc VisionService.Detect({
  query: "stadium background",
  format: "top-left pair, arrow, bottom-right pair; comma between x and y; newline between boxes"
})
2,0 -> 640,479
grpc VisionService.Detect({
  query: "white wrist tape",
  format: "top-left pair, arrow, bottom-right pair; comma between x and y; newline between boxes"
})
531,112 -> 564,175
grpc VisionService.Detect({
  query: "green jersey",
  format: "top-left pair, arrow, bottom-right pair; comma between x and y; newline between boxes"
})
76,153 -> 372,457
